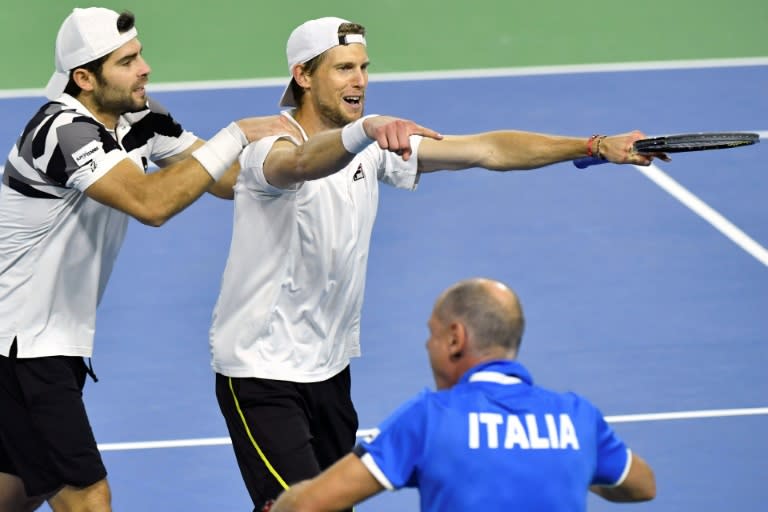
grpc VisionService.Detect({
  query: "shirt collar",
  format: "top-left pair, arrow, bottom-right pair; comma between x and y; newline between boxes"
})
52,94 -> 146,134
280,110 -> 309,142
52,93 -> 121,134
460,360 -> 533,386
53,93 -> 97,119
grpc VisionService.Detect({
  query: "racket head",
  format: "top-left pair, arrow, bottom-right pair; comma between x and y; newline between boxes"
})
633,132 -> 760,154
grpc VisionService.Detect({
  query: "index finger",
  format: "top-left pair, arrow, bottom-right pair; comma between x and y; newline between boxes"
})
413,124 -> 443,141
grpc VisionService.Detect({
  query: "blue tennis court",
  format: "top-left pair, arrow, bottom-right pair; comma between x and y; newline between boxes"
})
1,62 -> 766,511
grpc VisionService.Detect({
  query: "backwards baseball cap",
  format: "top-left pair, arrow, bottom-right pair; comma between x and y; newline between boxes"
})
279,17 -> 366,107
45,7 -> 138,100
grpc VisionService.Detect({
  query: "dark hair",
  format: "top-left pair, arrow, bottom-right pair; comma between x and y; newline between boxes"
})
290,22 -> 365,106
63,11 -> 136,97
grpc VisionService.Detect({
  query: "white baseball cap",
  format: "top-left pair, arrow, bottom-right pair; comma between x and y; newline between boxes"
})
278,17 -> 366,107
45,7 -> 138,100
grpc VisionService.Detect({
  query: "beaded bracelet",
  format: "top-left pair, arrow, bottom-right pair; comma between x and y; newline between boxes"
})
586,134 -> 600,157
594,135 -> 607,160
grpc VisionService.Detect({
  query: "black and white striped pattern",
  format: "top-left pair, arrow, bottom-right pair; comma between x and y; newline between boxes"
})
0,94 -> 197,359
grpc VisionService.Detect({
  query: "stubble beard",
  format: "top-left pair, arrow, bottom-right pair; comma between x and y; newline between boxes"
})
92,81 -> 147,116
316,97 -> 364,128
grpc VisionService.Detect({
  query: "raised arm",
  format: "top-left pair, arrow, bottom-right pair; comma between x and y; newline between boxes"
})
85,115 -> 297,225
590,452 -> 656,502
416,130 -> 669,173
262,115 -> 443,189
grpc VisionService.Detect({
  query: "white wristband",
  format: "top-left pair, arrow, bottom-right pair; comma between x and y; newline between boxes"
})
192,122 -> 248,181
341,114 -> 378,154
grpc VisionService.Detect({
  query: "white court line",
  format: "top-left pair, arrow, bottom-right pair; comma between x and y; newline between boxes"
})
634,156 -> 768,267
98,437 -> 233,451
605,407 -> 768,424
98,406 -> 768,451
1,57 -> 766,98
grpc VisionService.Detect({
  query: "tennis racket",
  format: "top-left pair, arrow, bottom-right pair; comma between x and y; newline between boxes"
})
573,132 -> 760,169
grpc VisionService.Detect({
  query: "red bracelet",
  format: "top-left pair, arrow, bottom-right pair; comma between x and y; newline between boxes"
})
586,134 -> 600,157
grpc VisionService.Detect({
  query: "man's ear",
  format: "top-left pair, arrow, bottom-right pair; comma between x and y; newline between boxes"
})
448,322 -> 467,360
72,68 -> 96,92
293,64 -> 310,88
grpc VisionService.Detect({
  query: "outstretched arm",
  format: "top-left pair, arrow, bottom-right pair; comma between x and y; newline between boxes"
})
263,115 -> 443,189
416,130 -> 669,173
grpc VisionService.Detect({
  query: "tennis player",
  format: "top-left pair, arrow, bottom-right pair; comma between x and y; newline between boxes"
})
270,278 -> 656,512
209,16 -> 667,512
0,7 -> 297,512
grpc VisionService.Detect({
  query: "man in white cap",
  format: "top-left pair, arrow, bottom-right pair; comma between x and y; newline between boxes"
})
0,7 -> 298,512
208,16 -> 669,512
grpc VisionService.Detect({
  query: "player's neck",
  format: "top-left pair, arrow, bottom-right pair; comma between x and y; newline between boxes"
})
292,103 -> 348,138
76,94 -> 120,131
292,111 -> 327,138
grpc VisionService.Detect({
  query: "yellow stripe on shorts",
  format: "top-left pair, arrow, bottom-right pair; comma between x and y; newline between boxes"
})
228,377 -> 290,490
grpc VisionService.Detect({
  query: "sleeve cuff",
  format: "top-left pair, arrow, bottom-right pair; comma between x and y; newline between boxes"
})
354,445 -> 395,491
610,448 -> 633,487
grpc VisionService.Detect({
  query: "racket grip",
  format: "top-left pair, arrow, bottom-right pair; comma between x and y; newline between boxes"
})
572,157 -> 609,169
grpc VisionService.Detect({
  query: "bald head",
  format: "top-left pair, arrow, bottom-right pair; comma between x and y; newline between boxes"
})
434,278 -> 525,357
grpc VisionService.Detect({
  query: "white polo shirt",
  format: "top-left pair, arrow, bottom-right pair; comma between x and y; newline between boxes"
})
0,94 -> 197,358
210,116 -> 422,382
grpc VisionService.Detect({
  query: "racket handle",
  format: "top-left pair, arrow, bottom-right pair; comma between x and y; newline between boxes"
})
572,157 -> 609,169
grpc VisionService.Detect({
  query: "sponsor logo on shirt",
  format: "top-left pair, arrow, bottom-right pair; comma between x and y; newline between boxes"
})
353,163 -> 365,181
72,141 -> 105,169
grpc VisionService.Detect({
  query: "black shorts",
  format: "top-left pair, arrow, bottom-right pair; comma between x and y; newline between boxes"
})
0,340 -> 106,497
216,366 -> 359,511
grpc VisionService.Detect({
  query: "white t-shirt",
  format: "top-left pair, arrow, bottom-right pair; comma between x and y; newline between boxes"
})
210,116 -> 422,382
0,94 -> 197,358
